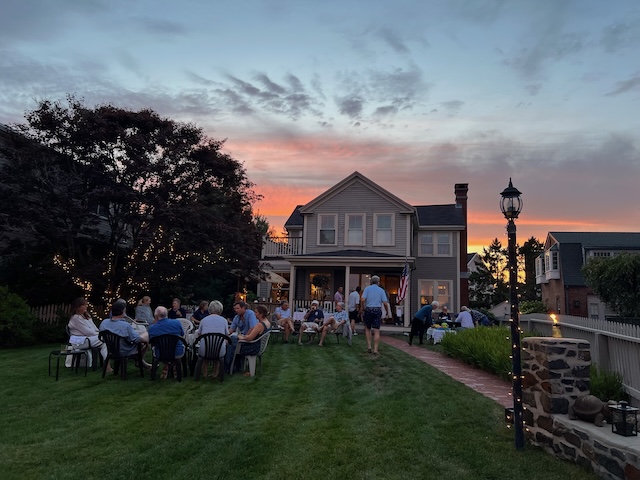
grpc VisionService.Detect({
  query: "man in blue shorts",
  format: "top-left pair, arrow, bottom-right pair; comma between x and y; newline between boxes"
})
361,275 -> 389,356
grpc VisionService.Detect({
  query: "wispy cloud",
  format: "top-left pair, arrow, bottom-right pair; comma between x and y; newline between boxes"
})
605,73 -> 640,96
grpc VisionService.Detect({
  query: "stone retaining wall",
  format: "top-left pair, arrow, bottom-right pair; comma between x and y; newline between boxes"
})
521,337 -> 640,480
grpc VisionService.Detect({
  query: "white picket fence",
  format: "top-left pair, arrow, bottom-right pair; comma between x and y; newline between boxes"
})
519,313 -> 640,404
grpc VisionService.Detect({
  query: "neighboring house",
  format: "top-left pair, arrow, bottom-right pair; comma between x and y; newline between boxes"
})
259,171 -> 469,326
467,252 -> 482,274
535,232 -> 640,319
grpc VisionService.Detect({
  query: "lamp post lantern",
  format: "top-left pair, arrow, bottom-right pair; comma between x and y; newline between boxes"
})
500,178 -> 525,450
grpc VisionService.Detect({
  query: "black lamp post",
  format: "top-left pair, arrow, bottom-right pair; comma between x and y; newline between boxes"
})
500,178 -> 524,450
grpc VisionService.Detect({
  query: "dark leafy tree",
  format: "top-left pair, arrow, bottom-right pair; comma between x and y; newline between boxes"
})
0,96 -> 263,309
519,236 -> 543,301
582,253 -> 640,317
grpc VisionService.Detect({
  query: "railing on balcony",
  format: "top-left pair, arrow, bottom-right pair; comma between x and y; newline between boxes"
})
262,236 -> 303,257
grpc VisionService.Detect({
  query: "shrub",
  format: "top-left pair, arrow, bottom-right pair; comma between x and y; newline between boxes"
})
590,364 -> 627,403
440,326 -> 536,382
0,285 -> 36,347
520,300 -> 548,314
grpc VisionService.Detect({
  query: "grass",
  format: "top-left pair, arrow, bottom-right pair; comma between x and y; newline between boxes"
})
0,336 -> 598,480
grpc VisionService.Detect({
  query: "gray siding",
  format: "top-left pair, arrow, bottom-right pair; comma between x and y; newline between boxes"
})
410,231 -> 460,316
304,181 -> 410,256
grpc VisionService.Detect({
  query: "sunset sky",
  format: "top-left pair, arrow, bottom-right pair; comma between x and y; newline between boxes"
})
2,0 -> 639,253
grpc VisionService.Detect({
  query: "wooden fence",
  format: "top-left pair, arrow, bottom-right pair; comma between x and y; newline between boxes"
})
30,304 -> 73,323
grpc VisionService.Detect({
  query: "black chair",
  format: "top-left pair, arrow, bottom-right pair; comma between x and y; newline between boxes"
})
149,334 -> 188,382
98,330 -> 145,380
65,325 -> 103,371
192,333 -> 230,382
48,344 -> 89,381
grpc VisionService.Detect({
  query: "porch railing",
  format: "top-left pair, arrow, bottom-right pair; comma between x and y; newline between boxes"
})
262,236 -> 303,257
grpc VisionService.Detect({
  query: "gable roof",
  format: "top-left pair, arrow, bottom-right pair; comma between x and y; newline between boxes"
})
415,204 -> 465,228
549,232 -> 640,249
299,171 -> 414,214
547,232 -> 640,287
284,205 -> 304,228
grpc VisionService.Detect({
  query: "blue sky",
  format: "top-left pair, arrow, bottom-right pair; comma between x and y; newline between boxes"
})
2,0 -> 639,251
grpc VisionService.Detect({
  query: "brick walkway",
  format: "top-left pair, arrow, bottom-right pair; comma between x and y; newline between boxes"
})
380,335 -> 512,408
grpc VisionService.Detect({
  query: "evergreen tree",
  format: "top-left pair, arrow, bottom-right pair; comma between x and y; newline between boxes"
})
519,236 -> 543,301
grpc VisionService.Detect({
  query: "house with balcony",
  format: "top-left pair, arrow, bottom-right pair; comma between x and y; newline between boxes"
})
258,171 -> 469,326
535,232 -> 640,319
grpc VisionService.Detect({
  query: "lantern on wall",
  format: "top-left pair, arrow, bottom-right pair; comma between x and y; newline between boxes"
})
610,401 -> 638,437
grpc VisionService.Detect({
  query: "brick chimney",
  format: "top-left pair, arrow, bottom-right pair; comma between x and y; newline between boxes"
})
455,183 -> 469,307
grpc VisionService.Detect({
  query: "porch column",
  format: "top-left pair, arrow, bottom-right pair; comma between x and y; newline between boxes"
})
289,265 -> 296,307
345,265 -> 351,294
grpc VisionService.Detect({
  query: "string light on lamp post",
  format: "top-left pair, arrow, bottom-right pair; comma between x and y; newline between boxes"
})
500,178 -> 525,450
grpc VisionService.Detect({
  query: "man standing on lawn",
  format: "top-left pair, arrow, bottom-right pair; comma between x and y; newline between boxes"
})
361,275 -> 389,356
348,286 -> 361,337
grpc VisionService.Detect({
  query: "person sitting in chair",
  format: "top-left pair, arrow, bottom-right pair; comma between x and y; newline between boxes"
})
235,304 -> 271,376
68,297 -> 111,372
274,300 -> 295,343
318,302 -> 349,347
148,306 -> 185,379
298,300 -> 324,345
196,300 -> 228,378
99,301 -> 149,362
438,306 -> 451,323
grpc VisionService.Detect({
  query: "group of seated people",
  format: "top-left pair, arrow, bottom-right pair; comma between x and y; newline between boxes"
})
67,297 -> 273,379
272,299 -> 352,347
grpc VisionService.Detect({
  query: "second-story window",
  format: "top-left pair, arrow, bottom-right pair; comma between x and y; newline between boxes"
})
437,233 -> 451,255
345,213 -> 365,246
419,232 -> 452,256
318,214 -> 337,245
374,213 -> 394,246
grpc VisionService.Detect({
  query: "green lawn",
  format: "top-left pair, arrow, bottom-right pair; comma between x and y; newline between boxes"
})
0,337 -> 597,480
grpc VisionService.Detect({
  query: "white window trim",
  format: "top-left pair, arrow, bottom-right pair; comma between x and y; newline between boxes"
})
373,213 -> 395,246
418,279 -> 453,308
418,232 -> 452,257
317,213 -> 338,246
344,213 -> 366,246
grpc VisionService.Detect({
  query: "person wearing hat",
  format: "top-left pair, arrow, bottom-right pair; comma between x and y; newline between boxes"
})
298,300 -> 324,345
360,275 -> 389,355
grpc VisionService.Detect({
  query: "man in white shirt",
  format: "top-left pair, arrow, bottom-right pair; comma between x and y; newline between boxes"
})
347,286 -> 361,336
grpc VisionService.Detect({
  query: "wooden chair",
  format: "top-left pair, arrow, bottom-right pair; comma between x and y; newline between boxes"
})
192,333 -> 230,381
149,334 -> 188,382
98,331 -> 145,380
230,330 -> 271,376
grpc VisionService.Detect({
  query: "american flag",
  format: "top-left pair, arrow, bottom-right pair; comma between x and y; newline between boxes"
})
397,260 -> 409,303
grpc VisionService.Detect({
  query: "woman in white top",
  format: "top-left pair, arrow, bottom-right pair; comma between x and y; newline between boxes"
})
67,297 -> 110,370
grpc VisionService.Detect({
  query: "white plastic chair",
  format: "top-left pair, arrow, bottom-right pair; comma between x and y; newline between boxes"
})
230,330 -> 271,376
